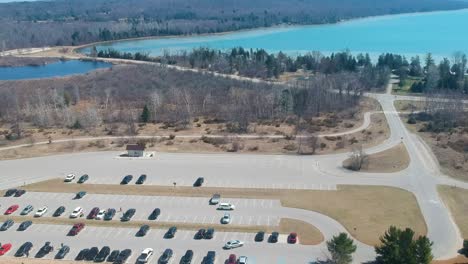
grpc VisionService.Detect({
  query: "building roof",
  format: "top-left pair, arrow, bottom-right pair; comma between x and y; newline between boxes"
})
126,144 -> 146,151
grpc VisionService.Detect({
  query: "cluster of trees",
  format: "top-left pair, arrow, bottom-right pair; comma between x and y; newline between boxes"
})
324,226 -> 433,264
1,0 -> 467,49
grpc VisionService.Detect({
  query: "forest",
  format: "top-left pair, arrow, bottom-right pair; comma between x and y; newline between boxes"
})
0,0 -> 467,49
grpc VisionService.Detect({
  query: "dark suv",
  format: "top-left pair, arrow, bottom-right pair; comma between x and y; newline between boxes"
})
121,208 -> 136,221
78,174 -> 89,183
193,177 -> 204,187
104,208 -> 116,221
136,174 -> 147,184
120,175 -> 133,184
165,226 -> 177,238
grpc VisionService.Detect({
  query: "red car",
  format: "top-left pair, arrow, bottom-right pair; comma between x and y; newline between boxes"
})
68,223 -> 85,236
227,254 -> 237,264
87,207 -> 100,219
4,205 -> 19,215
0,243 -> 12,256
288,232 -> 298,244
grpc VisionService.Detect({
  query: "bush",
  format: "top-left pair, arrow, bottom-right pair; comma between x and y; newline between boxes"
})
283,143 -> 297,151
169,134 -> 176,140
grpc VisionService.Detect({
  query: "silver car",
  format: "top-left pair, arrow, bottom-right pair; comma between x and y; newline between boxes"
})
21,205 -> 34,215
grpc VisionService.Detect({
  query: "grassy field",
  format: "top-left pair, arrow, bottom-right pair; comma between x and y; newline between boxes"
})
438,185 -> 468,239
392,76 -> 423,95
343,143 -> 410,173
19,179 -> 426,246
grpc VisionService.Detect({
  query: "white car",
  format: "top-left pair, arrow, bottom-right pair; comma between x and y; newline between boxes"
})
239,256 -> 248,264
221,213 -> 231,224
224,240 -> 244,249
70,207 -> 84,218
34,206 -> 48,217
137,248 -> 153,263
217,203 -> 235,210
95,210 -> 106,220
64,173 -> 76,182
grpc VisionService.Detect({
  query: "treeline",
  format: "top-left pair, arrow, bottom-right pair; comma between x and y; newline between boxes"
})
0,0 -> 466,49
0,64 -> 364,136
97,48 -> 391,89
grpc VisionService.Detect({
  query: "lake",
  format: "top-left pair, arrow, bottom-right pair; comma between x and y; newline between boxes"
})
0,60 -> 112,81
84,9 -> 468,60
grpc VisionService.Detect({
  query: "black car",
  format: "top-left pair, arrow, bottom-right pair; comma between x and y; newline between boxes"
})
148,208 -> 161,220
121,208 -> 136,221
53,206 -> 66,217
114,249 -> 132,264
4,188 -> 17,197
78,174 -> 89,183
75,191 -> 87,199
35,241 -> 53,258
107,249 -> 120,262
0,219 -> 14,231
204,228 -> 215,239
94,246 -> 110,262
205,251 -> 216,264
136,225 -> 150,237
104,208 -> 116,221
158,248 -> 173,264
255,231 -> 265,242
18,220 -> 32,231
193,177 -> 204,187
120,175 -> 133,185
15,242 -> 33,257
55,245 -> 70,259
269,231 -> 279,243
180,250 -> 194,264
194,229 -> 205,240
85,247 -> 99,261
75,248 -> 89,261
14,189 -> 26,197
165,226 -> 177,238
136,174 -> 147,184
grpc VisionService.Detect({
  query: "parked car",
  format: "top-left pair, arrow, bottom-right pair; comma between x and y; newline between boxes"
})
193,177 -> 204,187
20,205 -> 34,215
74,191 -> 86,199
4,189 -> 17,197
70,207 -> 84,218
137,248 -> 153,263
95,209 -> 106,220
15,242 -> 32,257
94,246 -> 110,262
205,251 -> 216,264
227,254 -> 237,264
204,228 -> 215,239
75,248 -> 89,261
254,231 -> 265,242
238,256 -> 248,264
209,194 -> 221,205
194,229 -> 205,239
34,206 -> 48,217
269,232 -> 279,243
221,213 -> 231,224
87,207 -> 100,219
120,175 -> 133,185
165,226 -> 177,238
107,250 -> 120,262
136,174 -> 147,184
14,190 -> 26,197
85,247 -> 99,261
288,232 -> 298,244
53,206 -> 66,217
77,174 -> 89,183
0,220 -> 14,231
68,223 -> 85,236
103,208 -> 116,221
121,208 -> 136,221
0,243 -> 12,256
35,241 -> 53,258
65,173 -> 76,182
55,245 -> 70,259
217,203 -> 235,210
158,248 -> 173,264
136,225 -> 150,237
114,249 -> 132,264
148,208 -> 161,220
180,249 -> 193,264
18,220 -> 32,231
224,240 -> 244,249
4,204 -> 19,215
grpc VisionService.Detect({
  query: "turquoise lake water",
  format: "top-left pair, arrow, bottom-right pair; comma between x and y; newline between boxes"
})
86,9 -> 468,60
0,60 -> 112,81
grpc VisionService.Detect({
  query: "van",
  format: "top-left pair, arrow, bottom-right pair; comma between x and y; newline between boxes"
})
217,203 -> 235,210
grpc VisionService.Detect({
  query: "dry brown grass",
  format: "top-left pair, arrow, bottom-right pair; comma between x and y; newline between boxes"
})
18,179 -> 426,246
343,143 -> 410,173
394,100 -> 426,112
279,218 -> 323,245
438,185 -> 468,239
432,256 -> 468,264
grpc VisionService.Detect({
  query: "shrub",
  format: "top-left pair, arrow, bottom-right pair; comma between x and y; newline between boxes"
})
283,143 -> 297,151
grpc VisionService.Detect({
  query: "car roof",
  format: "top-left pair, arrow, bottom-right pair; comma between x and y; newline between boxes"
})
142,248 -> 153,253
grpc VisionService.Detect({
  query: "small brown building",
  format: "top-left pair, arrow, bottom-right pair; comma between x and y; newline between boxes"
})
126,144 -> 146,157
